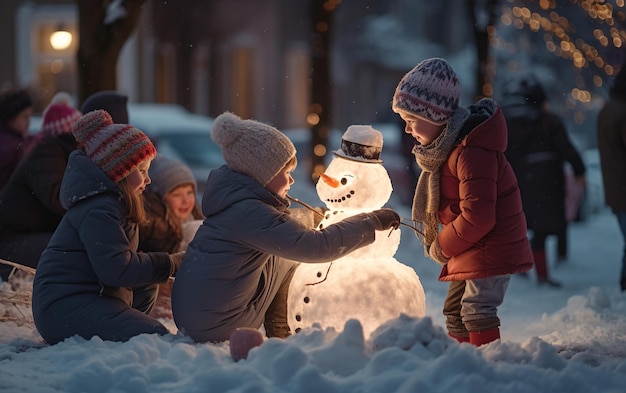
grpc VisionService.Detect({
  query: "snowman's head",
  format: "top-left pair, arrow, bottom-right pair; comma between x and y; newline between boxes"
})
316,156 -> 392,211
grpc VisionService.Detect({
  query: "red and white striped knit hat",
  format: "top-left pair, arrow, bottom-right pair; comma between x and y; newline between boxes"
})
42,92 -> 82,136
72,109 -> 156,183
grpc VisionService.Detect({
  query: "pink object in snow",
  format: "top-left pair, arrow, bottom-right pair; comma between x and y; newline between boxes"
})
229,327 -> 264,361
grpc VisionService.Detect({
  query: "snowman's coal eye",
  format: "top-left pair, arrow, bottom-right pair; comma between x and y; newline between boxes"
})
339,175 -> 355,186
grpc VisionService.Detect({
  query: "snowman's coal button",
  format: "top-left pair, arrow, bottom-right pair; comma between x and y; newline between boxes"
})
304,296 -> 310,303
296,314 -> 302,321
295,328 -> 301,333
316,272 -> 322,277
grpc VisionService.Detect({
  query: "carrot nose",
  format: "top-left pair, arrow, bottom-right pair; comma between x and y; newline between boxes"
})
320,173 -> 339,188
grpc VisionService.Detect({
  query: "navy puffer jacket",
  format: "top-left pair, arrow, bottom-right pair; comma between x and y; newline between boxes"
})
32,150 -> 173,344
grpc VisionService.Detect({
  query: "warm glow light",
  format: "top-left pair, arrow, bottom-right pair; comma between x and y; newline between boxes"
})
313,143 -> 327,157
50,29 -> 72,50
307,113 -> 320,125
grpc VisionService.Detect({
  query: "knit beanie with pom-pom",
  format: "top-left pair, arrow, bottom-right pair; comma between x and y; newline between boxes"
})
42,92 -> 82,136
72,109 -> 156,183
211,112 -> 296,186
392,57 -> 460,125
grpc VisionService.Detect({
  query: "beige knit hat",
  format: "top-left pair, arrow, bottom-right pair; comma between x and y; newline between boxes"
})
211,112 -> 296,186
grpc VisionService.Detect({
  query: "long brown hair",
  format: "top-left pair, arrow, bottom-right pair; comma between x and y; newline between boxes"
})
118,177 -> 148,224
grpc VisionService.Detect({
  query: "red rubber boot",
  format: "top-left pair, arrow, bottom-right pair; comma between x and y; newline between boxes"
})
448,332 -> 470,343
533,249 -> 561,287
469,328 -> 500,346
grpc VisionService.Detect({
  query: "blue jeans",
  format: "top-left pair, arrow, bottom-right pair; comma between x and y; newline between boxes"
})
616,212 -> 626,279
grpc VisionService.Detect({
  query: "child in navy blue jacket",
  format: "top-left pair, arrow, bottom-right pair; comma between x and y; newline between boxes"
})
32,110 -> 184,344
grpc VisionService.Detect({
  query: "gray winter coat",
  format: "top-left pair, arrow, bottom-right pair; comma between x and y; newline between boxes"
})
171,165 -> 377,342
32,150 -> 173,344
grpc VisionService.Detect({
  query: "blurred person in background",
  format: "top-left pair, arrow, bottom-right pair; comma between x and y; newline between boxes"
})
0,91 -> 130,281
0,87 -> 34,191
139,155 -> 204,318
501,74 -> 586,288
596,64 -> 626,292
0,93 -> 81,281
80,90 -> 129,123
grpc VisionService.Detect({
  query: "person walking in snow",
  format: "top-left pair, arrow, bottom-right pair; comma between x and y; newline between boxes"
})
501,74 -> 586,288
0,93 -> 82,281
171,112 -> 401,355
32,110 -> 185,345
392,57 -> 533,346
597,64 -> 626,292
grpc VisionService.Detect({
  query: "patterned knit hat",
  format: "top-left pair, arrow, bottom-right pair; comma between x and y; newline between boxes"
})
392,57 -> 460,125
148,155 -> 197,196
0,88 -> 32,125
42,92 -> 82,136
72,110 -> 156,183
211,111 -> 296,186
80,91 -> 129,123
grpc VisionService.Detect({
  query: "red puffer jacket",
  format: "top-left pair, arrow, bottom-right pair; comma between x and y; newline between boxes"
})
437,103 -> 533,281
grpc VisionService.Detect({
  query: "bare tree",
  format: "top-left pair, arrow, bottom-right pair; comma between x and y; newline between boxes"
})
77,0 -> 145,104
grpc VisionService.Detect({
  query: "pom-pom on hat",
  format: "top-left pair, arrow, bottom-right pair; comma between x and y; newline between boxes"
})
72,110 -> 156,183
0,88 -> 32,125
148,155 -> 197,196
333,125 -> 383,163
392,57 -> 460,125
42,92 -> 82,136
211,111 -> 296,186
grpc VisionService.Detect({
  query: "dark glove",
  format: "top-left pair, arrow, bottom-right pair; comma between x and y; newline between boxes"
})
368,208 -> 400,231
168,251 -> 186,277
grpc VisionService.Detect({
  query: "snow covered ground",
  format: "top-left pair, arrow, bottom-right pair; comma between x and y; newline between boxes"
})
1,176 -> 625,392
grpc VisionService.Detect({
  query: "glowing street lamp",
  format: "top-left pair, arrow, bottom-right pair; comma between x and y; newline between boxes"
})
50,26 -> 72,50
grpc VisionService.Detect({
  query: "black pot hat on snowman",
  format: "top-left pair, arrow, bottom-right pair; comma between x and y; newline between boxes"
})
333,125 -> 384,164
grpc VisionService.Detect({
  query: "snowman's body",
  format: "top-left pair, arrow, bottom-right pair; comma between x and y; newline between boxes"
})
287,139 -> 426,338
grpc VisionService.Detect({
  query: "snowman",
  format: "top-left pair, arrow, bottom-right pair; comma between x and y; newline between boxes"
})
287,125 -> 426,338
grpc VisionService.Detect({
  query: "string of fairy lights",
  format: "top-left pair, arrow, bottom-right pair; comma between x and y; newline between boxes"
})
491,0 -> 626,125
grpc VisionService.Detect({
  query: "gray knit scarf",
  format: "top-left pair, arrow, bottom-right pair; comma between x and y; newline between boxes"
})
411,106 -> 470,254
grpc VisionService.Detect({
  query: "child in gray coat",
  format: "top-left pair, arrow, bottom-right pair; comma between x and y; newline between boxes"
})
171,112 -> 400,359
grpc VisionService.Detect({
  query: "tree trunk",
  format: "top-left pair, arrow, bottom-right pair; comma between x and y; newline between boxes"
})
77,0 -> 145,104
309,0 -> 334,184
468,0 -> 499,100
